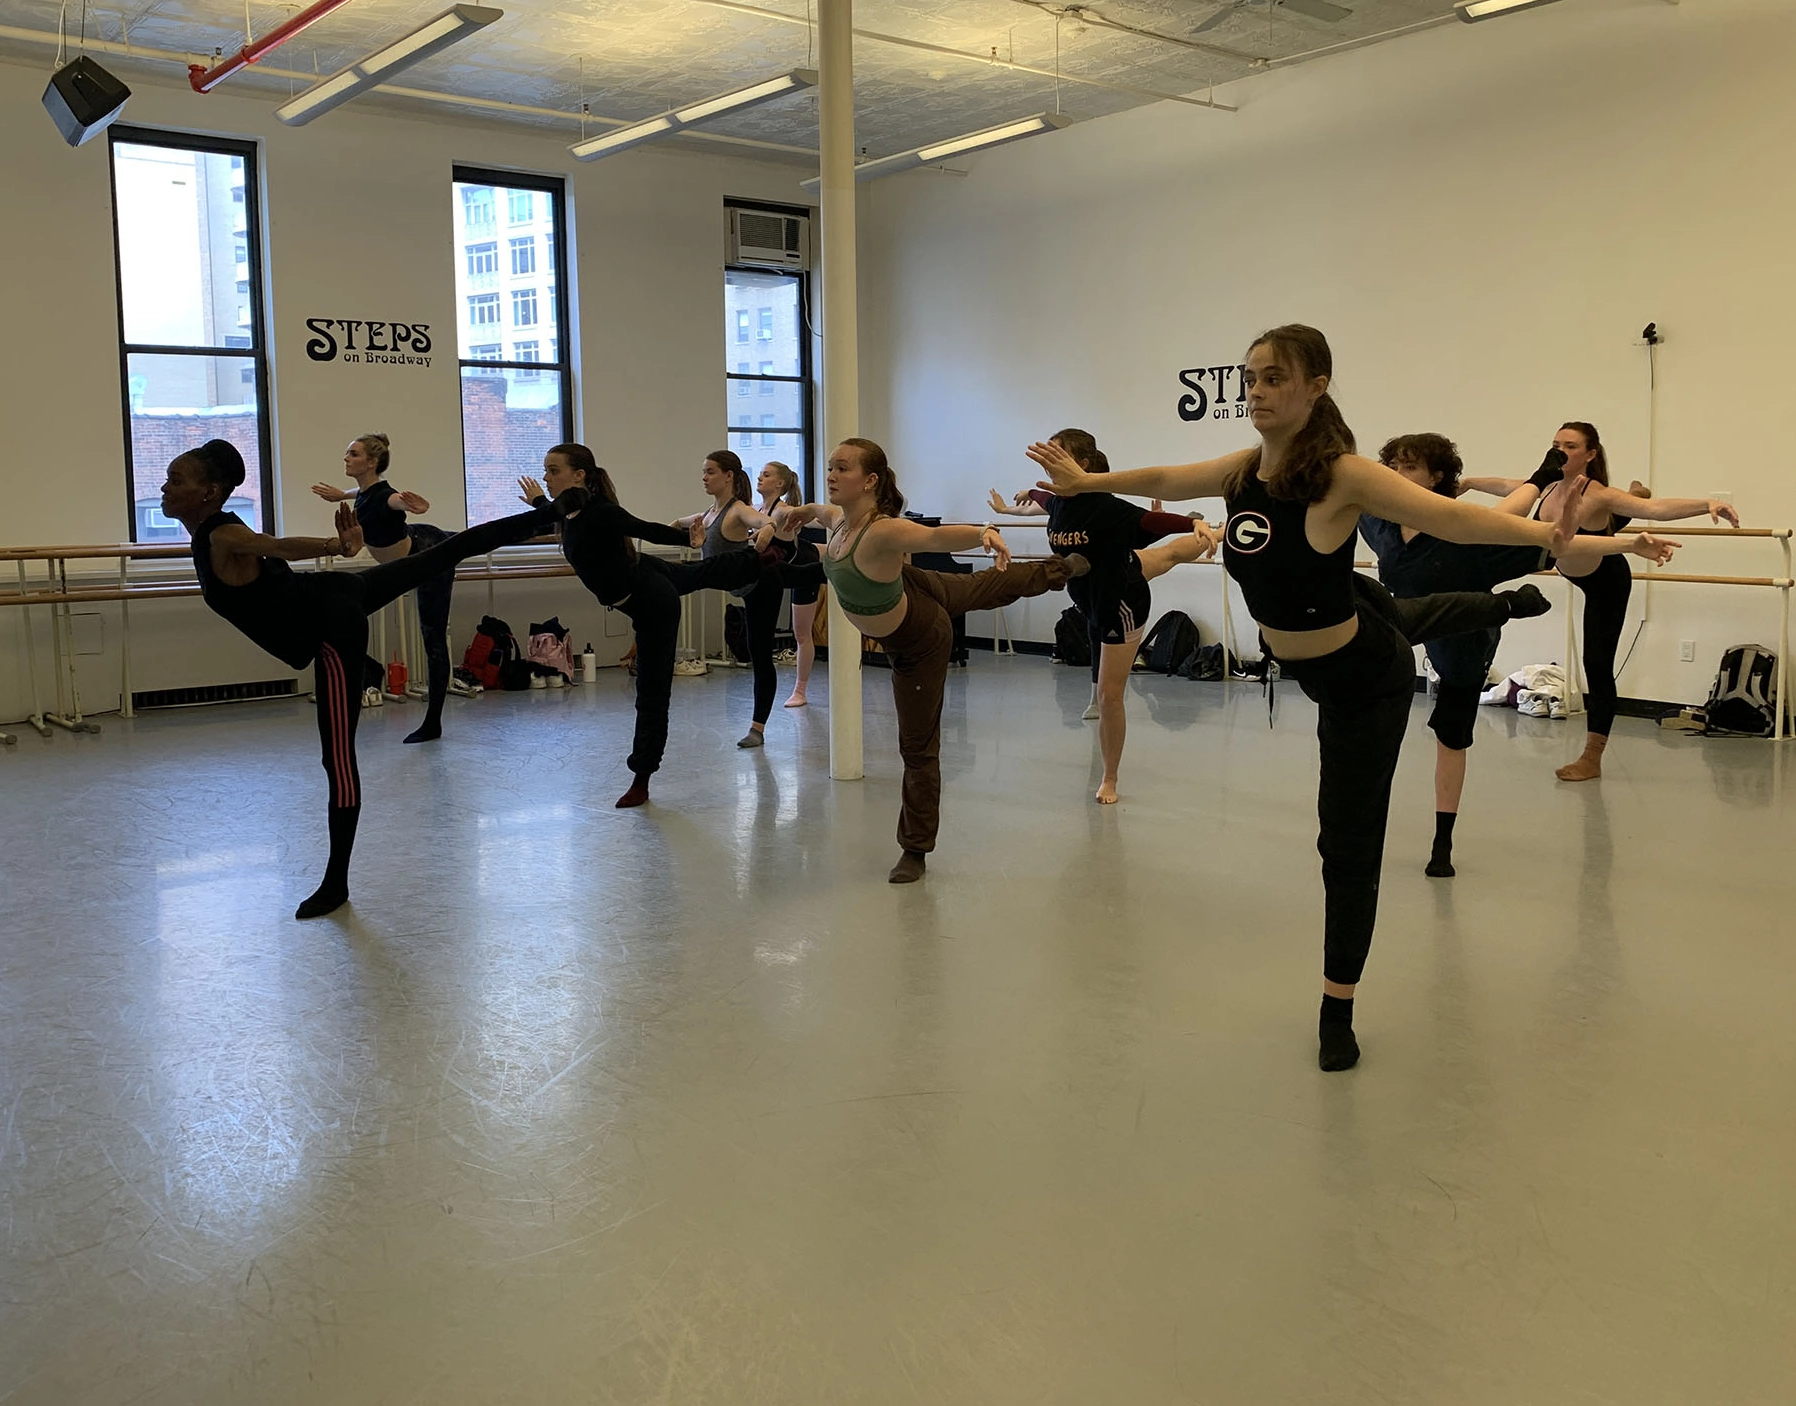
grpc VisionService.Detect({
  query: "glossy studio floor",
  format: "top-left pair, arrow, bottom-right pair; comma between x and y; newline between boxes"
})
2,655 -> 1792,1405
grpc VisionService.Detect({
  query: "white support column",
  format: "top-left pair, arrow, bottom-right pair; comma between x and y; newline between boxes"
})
819,0 -> 863,781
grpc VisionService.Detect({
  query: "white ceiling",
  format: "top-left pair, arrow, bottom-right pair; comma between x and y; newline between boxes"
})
0,0 -> 1460,161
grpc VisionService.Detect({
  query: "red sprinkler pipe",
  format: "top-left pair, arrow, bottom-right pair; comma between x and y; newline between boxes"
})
187,0 -> 356,92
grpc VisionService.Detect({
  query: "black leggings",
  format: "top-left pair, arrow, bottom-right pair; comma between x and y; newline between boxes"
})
406,522 -> 455,730
614,549 -> 767,778
307,508 -> 551,813
741,575 -> 782,724
1570,554 -> 1631,736
1279,576 -> 1516,986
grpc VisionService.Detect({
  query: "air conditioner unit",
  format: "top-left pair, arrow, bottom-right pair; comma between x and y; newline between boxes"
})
729,208 -> 810,270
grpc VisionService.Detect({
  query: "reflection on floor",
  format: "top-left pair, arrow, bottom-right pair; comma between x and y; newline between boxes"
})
1,657 -> 1791,1404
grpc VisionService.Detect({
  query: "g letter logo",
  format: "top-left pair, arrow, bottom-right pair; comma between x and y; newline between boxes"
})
1225,511 -> 1272,554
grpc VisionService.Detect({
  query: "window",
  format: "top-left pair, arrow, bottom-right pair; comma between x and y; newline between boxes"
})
453,167 -> 573,525
109,128 -> 272,540
467,241 -> 498,276
468,293 -> 501,326
725,256 -> 812,496
463,186 -> 496,227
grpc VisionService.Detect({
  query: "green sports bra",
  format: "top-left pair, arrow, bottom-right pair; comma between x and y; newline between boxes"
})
821,515 -> 905,615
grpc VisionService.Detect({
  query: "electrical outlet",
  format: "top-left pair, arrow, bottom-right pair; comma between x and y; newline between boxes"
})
1679,640 -> 1696,663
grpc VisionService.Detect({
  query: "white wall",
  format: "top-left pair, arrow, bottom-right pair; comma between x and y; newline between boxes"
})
0,60 -> 812,722
858,0 -> 1796,706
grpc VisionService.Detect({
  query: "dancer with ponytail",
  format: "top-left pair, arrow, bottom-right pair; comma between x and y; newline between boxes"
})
1031,326 -> 1681,1071
524,443 -> 800,808
758,461 -> 826,708
163,439 -> 571,919
310,434 -> 459,744
1460,421 -> 1739,782
776,438 -> 1083,883
672,451 -> 783,749
989,427 -> 1218,803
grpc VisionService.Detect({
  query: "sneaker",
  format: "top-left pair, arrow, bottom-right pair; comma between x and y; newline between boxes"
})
1549,698 -> 1568,719
449,678 -> 481,697
360,687 -> 384,709
673,659 -> 709,677
772,649 -> 798,665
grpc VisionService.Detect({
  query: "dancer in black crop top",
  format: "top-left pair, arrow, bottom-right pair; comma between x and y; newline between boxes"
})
312,434 -> 460,744
523,443 -> 803,810
166,439 -> 567,920
1458,420 -> 1741,782
1030,324 -> 1681,1072
991,426 -> 1216,803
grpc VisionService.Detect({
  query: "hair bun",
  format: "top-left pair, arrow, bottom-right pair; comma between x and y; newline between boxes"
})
198,438 -> 247,491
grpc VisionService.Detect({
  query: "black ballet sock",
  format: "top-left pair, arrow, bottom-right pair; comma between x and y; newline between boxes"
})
297,804 -> 359,919
616,773 -> 651,808
403,709 -> 443,744
1500,583 -> 1551,620
1427,811 -> 1457,878
1318,994 -> 1360,1072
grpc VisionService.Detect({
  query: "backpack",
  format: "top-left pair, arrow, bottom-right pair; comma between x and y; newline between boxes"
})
1052,607 -> 1091,668
527,616 -> 574,681
1180,642 -> 1234,682
1139,611 -> 1201,676
462,614 -> 519,690
1704,644 -> 1778,737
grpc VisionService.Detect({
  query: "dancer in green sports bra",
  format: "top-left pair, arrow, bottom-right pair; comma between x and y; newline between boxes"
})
778,437 -> 1085,883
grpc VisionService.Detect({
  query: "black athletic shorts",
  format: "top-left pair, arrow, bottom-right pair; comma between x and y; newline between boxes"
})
1078,568 -> 1151,646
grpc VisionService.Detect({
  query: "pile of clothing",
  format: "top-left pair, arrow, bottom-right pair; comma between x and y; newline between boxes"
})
1480,663 -> 1569,719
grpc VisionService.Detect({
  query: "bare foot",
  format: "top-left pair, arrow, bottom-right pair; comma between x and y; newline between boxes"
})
1554,755 -> 1603,782
1095,779 -> 1119,804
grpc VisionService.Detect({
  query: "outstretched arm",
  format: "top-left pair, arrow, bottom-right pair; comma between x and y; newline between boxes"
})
1584,484 -> 1740,527
989,487 -> 1048,517
1459,475 -> 1527,498
210,503 -> 360,563
1027,440 -> 1249,502
868,517 -> 1013,571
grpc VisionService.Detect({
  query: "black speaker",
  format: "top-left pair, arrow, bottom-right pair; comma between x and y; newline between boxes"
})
42,56 -> 131,147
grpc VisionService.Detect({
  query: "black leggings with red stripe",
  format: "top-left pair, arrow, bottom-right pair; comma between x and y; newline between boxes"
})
301,508 -> 550,815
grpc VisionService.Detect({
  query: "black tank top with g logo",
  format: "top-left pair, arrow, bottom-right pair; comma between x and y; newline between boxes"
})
1222,471 -> 1355,633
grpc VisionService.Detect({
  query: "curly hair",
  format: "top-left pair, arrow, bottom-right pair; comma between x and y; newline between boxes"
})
1378,433 -> 1464,497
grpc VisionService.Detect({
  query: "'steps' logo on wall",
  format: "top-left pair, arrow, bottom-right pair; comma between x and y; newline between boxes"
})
305,318 -> 433,367
1176,362 -> 1249,423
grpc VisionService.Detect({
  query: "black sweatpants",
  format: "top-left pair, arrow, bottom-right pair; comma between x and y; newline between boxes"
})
1279,576 -> 1517,986
616,549 -> 767,778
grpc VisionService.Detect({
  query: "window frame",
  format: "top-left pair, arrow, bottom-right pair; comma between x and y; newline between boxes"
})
108,125 -> 274,541
453,165 -> 574,511
724,260 -> 813,498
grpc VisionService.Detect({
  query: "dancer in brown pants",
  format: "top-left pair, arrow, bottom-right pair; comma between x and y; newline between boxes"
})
777,437 -> 1082,882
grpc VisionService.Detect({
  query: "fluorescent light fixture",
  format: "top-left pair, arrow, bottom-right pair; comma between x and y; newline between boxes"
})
801,112 -> 1072,190
570,68 -> 817,161
274,4 -> 503,125
1454,0 -> 1563,21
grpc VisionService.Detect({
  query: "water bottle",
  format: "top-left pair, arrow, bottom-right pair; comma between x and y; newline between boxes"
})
581,644 -> 597,684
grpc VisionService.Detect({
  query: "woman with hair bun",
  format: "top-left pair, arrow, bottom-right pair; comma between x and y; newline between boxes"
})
776,438 -> 1084,883
163,439 -> 573,919
1032,325 -> 1681,1071
521,443 -> 802,809
310,433 -> 460,744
